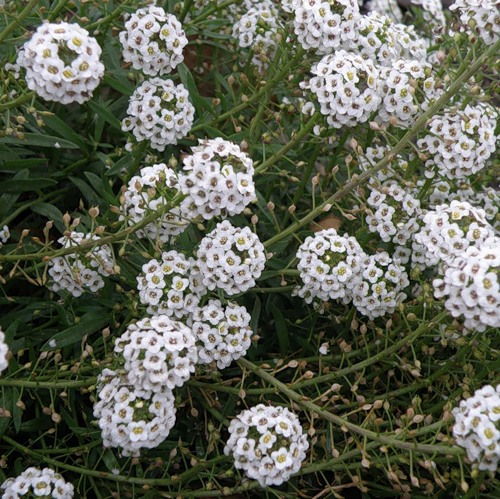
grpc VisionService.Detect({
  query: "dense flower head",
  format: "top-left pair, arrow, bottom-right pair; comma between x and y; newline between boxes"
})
195,220 -> 266,295
114,315 -> 198,391
93,368 -> 176,457
0,328 -> 8,375
16,21 -> 104,104
137,250 -> 206,318
120,163 -> 188,243
365,0 -> 403,23
0,225 -> 9,245
433,237 -> 499,333
191,299 -> 252,369
119,6 -> 187,76
290,0 -> 361,54
452,384 -> 500,472
417,105 -> 497,179
450,0 -> 500,46
387,22 -> 428,61
351,251 -> 409,320
358,145 -> 412,184
0,467 -> 74,498
179,138 -> 256,220
122,77 -> 194,151
232,4 -> 279,72
365,182 -> 422,247
295,228 -> 366,305
411,0 -> 446,28
414,200 -> 495,266
224,404 -> 309,487
378,58 -> 442,128
47,231 -> 114,297
301,50 -> 381,129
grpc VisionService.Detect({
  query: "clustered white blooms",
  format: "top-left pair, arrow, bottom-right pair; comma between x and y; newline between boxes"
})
358,145 -> 411,184
0,467 -> 74,498
365,182 -> 421,248
224,404 -> 309,487
388,22 -> 428,61
114,315 -> 198,391
295,228 -> 365,305
196,220 -> 266,295
411,0 -> 446,27
365,0 -> 403,23
378,59 -> 442,128
417,105 -> 497,179
192,299 -> 252,369
0,327 -> 9,375
414,200 -> 495,266
289,0 -> 361,54
232,3 -> 279,72
137,250 -> 205,317
433,237 -> 499,333
450,0 -> 500,46
93,368 -> 176,457
351,251 -> 410,320
301,50 -> 381,129
452,384 -> 500,472
48,231 -> 114,297
122,77 -> 194,151
0,225 -> 9,244
16,21 -> 104,104
120,6 -> 188,76
120,163 -> 188,243
178,138 -> 256,220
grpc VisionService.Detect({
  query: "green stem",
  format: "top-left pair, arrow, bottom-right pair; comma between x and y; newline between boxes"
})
238,356 -> 463,456
262,39 -> 498,249
0,377 -> 96,389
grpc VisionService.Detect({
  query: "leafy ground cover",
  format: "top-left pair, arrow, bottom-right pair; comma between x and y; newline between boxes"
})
0,0 -> 498,497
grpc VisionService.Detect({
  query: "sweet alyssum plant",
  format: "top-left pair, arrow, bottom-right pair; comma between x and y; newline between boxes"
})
0,0 -> 498,497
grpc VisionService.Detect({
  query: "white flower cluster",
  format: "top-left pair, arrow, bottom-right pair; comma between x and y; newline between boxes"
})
16,22 -> 104,104
358,145 -> 411,184
301,50 -> 381,129
120,163 -> 188,243
192,299 -> 252,369
0,225 -> 9,244
0,467 -> 74,498
295,228 -> 365,304
452,384 -> 500,472
378,59 -> 442,128
0,327 -> 8,375
224,404 -> 309,487
48,231 -> 114,297
93,368 -> 176,456
411,0 -> 446,28
365,0 -> 403,23
179,138 -> 256,220
120,6 -> 188,76
290,0 -> 361,54
232,3 -> 279,72
122,77 -> 194,151
351,251 -> 409,320
414,200 -> 495,266
196,220 -> 266,295
365,182 -> 421,247
450,0 -> 500,46
388,23 -> 428,61
433,237 -> 499,333
417,105 -> 497,179
114,315 -> 198,391
137,251 -> 205,318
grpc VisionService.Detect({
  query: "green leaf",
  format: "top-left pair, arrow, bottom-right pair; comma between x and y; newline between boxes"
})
177,63 -> 215,115
103,73 -> 134,96
40,112 -> 89,153
0,178 -> 57,193
105,154 -> 133,177
250,296 -> 261,335
41,315 -> 109,351
268,302 -> 290,353
87,100 -> 122,131
69,176 -> 101,206
31,202 -> 65,233
0,133 -> 79,149
83,171 -> 116,205
0,158 -> 48,171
